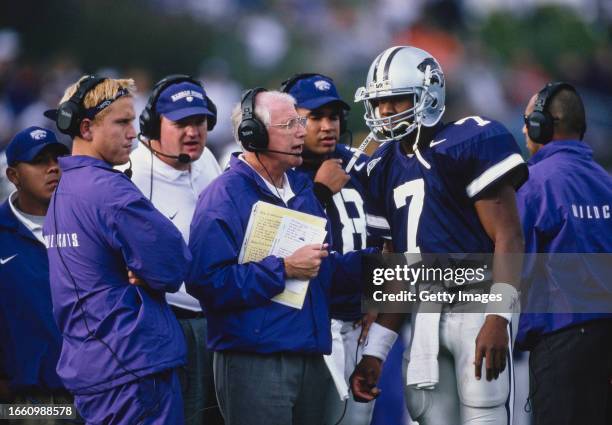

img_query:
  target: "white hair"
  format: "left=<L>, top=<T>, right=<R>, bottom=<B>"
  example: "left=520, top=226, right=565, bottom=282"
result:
left=231, top=90, right=296, bottom=145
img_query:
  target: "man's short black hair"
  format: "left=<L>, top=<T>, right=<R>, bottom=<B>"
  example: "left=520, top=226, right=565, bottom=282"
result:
left=548, top=88, right=586, bottom=138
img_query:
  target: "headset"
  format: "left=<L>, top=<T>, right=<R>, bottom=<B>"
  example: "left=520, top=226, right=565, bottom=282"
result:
left=139, top=74, right=217, bottom=140
left=238, top=87, right=269, bottom=152
left=525, top=81, right=583, bottom=144
left=54, top=76, right=106, bottom=137
left=280, top=72, right=348, bottom=135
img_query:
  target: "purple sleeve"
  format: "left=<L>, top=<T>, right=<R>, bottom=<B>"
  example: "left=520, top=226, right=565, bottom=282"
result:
left=186, top=211, right=286, bottom=312
left=111, top=197, right=192, bottom=292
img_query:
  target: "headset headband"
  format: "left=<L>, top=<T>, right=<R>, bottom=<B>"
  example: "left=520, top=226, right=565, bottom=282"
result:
left=139, top=74, right=217, bottom=139
left=241, top=87, right=266, bottom=122
left=51, top=75, right=107, bottom=136
left=279, top=73, right=321, bottom=94
left=238, top=87, right=268, bottom=152
left=527, top=81, right=584, bottom=144
left=72, top=76, right=106, bottom=106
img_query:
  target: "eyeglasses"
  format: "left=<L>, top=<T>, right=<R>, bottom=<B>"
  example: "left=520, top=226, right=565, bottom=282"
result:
left=270, top=116, right=307, bottom=130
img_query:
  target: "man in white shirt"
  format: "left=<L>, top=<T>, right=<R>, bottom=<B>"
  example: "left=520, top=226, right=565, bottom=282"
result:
left=130, top=75, right=223, bottom=425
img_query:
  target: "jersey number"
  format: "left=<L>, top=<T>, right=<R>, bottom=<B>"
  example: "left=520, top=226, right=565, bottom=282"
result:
left=332, top=188, right=366, bottom=252
left=454, top=116, right=491, bottom=127
left=393, top=179, right=424, bottom=253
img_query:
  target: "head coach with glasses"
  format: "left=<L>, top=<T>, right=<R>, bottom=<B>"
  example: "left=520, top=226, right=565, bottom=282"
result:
left=186, top=89, right=370, bottom=425
left=43, top=75, right=191, bottom=424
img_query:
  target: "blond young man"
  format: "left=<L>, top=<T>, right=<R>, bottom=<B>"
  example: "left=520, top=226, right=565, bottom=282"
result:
left=43, top=76, right=191, bottom=424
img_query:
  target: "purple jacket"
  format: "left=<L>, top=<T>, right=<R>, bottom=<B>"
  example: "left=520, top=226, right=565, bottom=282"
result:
left=186, top=154, right=369, bottom=353
left=516, top=141, right=612, bottom=349
left=43, top=155, right=190, bottom=395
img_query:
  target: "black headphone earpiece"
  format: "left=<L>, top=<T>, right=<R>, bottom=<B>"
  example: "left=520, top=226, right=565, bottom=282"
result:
left=280, top=72, right=348, bottom=135
left=55, top=76, right=106, bottom=137
left=238, top=87, right=269, bottom=152
left=139, top=74, right=217, bottom=140
left=526, top=81, right=579, bottom=145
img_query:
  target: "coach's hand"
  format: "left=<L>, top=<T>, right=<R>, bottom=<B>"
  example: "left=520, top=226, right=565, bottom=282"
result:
left=284, top=243, right=329, bottom=280
left=350, top=355, right=382, bottom=402
left=474, top=315, right=509, bottom=381
left=314, top=159, right=350, bottom=194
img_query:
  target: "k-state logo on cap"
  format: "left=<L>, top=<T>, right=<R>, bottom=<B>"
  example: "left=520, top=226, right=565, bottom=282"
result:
left=314, top=80, right=331, bottom=91
left=30, top=129, right=47, bottom=140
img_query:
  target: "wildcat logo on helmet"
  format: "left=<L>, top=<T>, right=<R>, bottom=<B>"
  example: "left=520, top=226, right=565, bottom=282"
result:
left=30, top=129, right=48, bottom=140
left=171, top=90, right=204, bottom=103
left=314, top=80, right=331, bottom=91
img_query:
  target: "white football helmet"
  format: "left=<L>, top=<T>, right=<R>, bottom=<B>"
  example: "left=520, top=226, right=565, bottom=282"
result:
left=355, top=46, right=446, bottom=142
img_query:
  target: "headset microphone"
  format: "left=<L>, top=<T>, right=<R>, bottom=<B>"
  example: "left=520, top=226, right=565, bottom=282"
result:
left=137, top=134, right=191, bottom=164
left=264, top=149, right=302, bottom=157
left=148, top=147, right=191, bottom=164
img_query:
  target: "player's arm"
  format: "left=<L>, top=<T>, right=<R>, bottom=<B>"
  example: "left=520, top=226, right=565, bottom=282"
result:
left=350, top=312, right=404, bottom=402
left=473, top=182, right=524, bottom=381
left=313, top=158, right=350, bottom=207
left=351, top=236, right=405, bottom=400
left=112, top=196, right=192, bottom=293
left=186, top=200, right=328, bottom=311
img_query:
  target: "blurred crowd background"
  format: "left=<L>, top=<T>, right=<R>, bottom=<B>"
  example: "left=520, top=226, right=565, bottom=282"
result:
left=1, top=0, right=611, bottom=202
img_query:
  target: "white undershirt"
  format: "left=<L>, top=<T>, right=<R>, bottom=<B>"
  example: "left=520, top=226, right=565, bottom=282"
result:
left=128, top=143, right=222, bottom=311
left=238, top=154, right=295, bottom=204
left=8, top=191, right=45, bottom=244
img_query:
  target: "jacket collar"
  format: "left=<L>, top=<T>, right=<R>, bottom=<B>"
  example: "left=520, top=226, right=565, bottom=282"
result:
left=228, top=153, right=311, bottom=200
left=0, top=198, right=38, bottom=241
left=59, top=155, right=114, bottom=172
left=529, top=140, right=592, bottom=166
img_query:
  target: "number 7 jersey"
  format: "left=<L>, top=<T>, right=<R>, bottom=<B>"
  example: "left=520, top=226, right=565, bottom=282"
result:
left=364, top=116, right=528, bottom=254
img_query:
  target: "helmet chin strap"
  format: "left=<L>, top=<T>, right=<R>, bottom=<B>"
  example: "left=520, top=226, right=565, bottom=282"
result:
left=412, top=121, right=431, bottom=170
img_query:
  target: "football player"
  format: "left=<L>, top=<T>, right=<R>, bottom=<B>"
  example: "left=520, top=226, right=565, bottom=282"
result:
left=281, top=73, right=376, bottom=425
left=350, top=46, right=527, bottom=424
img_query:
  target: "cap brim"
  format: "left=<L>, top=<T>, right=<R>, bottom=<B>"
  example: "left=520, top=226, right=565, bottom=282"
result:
left=43, top=109, right=58, bottom=120
left=15, top=142, right=70, bottom=165
left=162, top=107, right=215, bottom=122
left=297, top=97, right=350, bottom=111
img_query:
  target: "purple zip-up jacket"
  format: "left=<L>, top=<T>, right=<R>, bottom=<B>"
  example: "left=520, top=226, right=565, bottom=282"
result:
left=516, top=141, right=612, bottom=349
left=43, top=155, right=190, bottom=395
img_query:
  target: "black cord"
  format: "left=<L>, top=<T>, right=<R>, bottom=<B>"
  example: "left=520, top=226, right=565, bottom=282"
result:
left=333, top=397, right=349, bottom=425
left=255, top=152, right=287, bottom=207
left=144, top=147, right=222, bottom=421
left=344, top=129, right=354, bottom=149
left=148, top=141, right=154, bottom=201
left=332, top=322, right=364, bottom=425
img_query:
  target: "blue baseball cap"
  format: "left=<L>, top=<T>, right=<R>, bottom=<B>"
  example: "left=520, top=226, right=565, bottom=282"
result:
left=6, top=126, right=69, bottom=166
left=286, top=74, right=350, bottom=111
left=156, top=81, right=215, bottom=122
